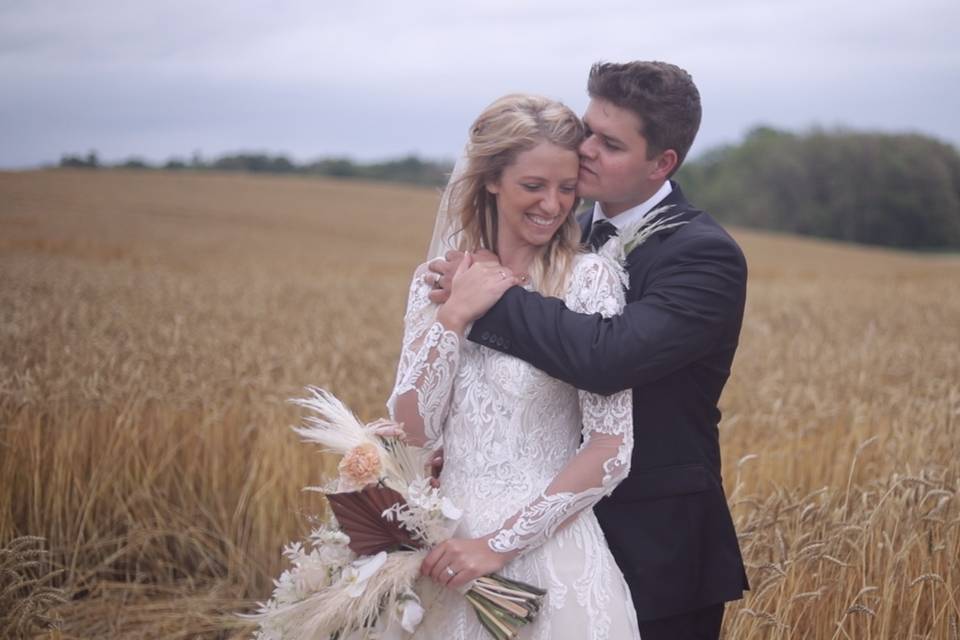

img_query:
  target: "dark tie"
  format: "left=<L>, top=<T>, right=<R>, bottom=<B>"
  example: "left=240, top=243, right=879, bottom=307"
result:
left=587, top=219, right=618, bottom=250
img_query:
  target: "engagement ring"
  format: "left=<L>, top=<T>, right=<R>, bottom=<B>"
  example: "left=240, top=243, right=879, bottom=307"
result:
left=445, top=566, right=456, bottom=577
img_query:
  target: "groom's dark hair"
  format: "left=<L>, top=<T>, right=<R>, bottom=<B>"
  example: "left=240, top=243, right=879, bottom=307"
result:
left=588, top=61, right=701, bottom=173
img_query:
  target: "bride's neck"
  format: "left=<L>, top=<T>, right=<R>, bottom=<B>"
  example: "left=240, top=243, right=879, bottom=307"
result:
left=494, top=236, right=541, bottom=278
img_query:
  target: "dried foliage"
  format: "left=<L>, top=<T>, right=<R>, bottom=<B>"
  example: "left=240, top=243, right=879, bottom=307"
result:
left=1, top=169, right=958, bottom=638
left=0, top=536, right=66, bottom=636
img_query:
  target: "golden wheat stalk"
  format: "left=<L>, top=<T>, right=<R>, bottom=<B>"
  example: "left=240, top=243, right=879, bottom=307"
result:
left=0, top=536, right=67, bottom=636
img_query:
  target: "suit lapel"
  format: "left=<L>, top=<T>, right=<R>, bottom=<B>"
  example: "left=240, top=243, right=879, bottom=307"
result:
left=623, top=181, right=699, bottom=267
left=643, top=181, right=696, bottom=231
left=577, top=182, right=700, bottom=270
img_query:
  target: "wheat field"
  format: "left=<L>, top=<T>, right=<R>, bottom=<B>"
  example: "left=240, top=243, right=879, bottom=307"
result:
left=1, top=169, right=958, bottom=639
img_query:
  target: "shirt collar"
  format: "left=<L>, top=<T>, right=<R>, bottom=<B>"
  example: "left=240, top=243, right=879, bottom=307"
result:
left=591, top=181, right=673, bottom=231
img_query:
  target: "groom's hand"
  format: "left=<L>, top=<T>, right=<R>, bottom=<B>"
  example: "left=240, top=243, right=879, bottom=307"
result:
left=436, top=254, right=519, bottom=334
left=426, top=249, right=500, bottom=304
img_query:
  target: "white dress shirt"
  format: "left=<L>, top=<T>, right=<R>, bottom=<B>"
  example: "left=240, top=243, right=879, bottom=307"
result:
left=590, top=181, right=673, bottom=231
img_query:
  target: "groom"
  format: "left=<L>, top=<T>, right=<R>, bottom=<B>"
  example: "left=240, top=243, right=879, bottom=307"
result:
left=429, top=61, right=748, bottom=638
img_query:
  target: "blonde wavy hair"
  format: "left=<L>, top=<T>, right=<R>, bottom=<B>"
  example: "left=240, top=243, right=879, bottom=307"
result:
left=449, top=94, right=586, bottom=298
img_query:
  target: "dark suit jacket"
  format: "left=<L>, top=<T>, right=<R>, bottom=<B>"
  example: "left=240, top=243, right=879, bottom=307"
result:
left=468, top=182, right=749, bottom=621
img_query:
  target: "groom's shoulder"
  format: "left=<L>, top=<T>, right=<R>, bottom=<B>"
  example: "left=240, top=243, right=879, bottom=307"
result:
left=663, top=213, right=747, bottom=283
left=673, top=209, right=744, bottom=252
left=669, top=186, right=742, bottom=248
left=685, top=209, right=739, bottom=245
left=654, top=189, right=746, bottom=274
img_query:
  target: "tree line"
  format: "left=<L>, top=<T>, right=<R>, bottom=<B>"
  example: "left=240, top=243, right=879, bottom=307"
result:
left=59, top=127, right=960, bottom=250
left=59, top=151, right=454, bottom=188
left=676, top=127, right=960, bottom=250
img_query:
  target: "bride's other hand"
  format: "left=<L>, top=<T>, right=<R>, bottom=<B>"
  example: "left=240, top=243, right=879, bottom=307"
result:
left=427, top=448, right=443, bottom=488
left=426, top=249, right=501, bottom=303
left=425, top=250, right=463, bottom=304
left=420, top=536, right=518, bottom=590
left=436, top=253, right=518, bottom=335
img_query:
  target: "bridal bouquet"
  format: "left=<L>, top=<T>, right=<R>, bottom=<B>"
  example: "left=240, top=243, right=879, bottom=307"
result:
left=248, top=387, right=546, bottom=640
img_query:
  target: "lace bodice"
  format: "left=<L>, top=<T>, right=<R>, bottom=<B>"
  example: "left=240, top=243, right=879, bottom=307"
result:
left=386, top=253, right=633, bottom=556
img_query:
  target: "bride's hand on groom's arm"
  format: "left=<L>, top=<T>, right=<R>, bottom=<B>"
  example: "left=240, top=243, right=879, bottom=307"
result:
left=426, top=250, right=462, bottom=304
left=435, top=252, right=519, bottom=335
left=420, top=536, right=518, bottom=591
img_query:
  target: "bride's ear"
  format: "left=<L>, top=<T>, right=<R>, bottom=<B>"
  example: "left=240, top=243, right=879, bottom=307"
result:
left=485, top=179, right=500, bottom=195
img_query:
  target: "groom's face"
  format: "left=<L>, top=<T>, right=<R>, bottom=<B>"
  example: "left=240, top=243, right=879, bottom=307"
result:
left=578, top=98, right=663, bottom=216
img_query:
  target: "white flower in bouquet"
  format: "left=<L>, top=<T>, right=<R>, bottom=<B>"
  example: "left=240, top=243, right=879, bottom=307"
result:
left=271, top=569, right=300, bottom=606
left=271, top=541, right=345, bottom=603
left=309, top=527, right=353, bottom=568
left=441, top=497, right=463, bottom=520
left=342, top=551, right=388, bottom=598
left=382, top=477, right=462, bottom=545
left=397, top=592, right=425, bottom=632
left=294, top=549, right=334, bottom=594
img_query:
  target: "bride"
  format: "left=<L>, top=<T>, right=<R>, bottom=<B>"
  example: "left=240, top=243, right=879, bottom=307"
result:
left=387, top=94, right=640, bottom=639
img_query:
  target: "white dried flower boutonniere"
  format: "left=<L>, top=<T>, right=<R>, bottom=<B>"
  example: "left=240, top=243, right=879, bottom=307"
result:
left=596, top=204, right=688, bottom=265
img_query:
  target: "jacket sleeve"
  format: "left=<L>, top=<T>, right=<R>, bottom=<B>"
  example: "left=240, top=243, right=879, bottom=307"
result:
left=486, top=255, right=633, bottom=555
left=468, top=231, right=747, bottom=395
left=386, top=263, right=461, bottom=450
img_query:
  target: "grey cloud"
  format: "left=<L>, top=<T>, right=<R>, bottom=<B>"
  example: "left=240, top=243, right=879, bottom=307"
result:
left=1, top=0, right=957, bottom=168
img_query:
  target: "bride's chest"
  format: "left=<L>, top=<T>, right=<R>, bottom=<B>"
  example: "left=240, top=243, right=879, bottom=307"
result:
left=452, top=343, right=580, bottom=426
left=444, top=344, right=580, bottom=478
left=465, top=340, right=565, bottom=389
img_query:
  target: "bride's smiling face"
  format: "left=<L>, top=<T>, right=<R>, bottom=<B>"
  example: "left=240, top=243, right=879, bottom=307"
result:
left=486, top=141, right=580, bottom=250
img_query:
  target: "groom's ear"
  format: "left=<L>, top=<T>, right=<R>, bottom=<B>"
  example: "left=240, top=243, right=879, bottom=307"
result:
left=650, top=149, right=679, bottom=182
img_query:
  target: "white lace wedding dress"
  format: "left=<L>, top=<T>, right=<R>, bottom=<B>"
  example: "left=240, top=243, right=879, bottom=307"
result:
left=386, top=252, right=640, bottom=640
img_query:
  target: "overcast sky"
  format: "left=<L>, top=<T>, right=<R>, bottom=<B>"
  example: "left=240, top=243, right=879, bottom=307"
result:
left=1, top=0, right=958, bottom=168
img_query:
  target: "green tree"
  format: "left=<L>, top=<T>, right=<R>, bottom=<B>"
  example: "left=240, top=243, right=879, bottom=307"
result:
left=678, top=128, right=960, bottom=250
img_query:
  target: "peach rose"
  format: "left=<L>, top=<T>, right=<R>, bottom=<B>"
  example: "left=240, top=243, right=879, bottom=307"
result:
left=338, top=442, right=382, bottom=488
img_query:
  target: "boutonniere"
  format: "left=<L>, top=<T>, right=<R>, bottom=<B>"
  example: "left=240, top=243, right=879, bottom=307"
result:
left=596, top=204, right=688, bottom=266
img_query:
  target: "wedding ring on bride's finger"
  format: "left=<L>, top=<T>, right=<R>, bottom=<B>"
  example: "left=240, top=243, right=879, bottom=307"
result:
left=498, top=270, right=506, bottom=280
left=445, top=566, right=456, bottom=577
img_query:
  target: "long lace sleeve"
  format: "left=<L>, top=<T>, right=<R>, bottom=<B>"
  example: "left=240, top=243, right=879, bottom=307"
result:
left=488, top=254, right=633, bottom=555
left=386, top=263, right=461, bottom=450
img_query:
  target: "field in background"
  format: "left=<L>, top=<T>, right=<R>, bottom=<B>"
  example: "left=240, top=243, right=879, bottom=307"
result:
left=1, top=169, right=958, bottom=638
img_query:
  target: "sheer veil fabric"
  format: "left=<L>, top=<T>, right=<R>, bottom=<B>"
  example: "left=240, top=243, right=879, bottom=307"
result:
left=427, top=149, right=468, bottom=262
